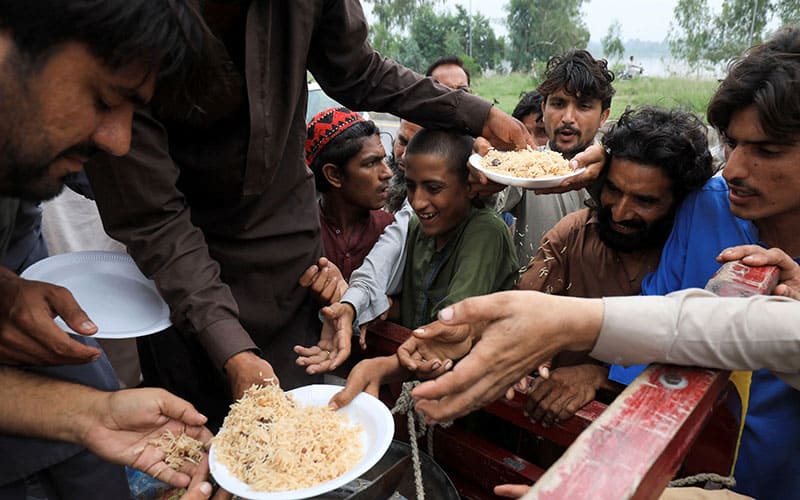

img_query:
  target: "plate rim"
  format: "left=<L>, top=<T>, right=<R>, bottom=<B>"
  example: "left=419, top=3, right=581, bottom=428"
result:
left=468, top=152, right=585, bottom=188
left=209, top=384, right=394, bottom=500
left=20, top=250, right=171, bottom=339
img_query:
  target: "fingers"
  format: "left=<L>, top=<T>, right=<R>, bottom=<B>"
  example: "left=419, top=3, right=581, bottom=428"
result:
left=49, top=286, right=98, bottom=336
left=775, top=283, right=800, bottom=301
left=179, top=455, right=214, bottom=500
left=718, top=245, right=790, bottom=267
left=436, top=292, right=512, bottom=327
left=297, top=264, right=320, bottom=288
left=328, top=383, right=360, bottom=410
left=472, top=137, right=492, bottom=156
left=0, top=324, right=100, bottom=365
left=358, top=326, right=367, bottom=350
left=154, top=389, right=209, bottom=427
left=493, top=483, right=532, bottom=498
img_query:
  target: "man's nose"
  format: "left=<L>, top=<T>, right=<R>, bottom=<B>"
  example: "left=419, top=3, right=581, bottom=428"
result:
left=721, top=147, right=747, bottom=183
left=91, top=104, right=134, bottom=157
left=379, top=159, right=393, bottom=180
left=613, top=196, right=636, bottom=221
left=561, top=104, right=577, bottom=123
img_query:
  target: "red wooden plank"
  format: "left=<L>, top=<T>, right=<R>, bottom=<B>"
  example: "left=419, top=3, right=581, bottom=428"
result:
left=525, top=365, right=730, bottom=500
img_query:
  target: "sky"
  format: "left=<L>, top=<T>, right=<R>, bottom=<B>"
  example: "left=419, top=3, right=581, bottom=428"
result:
left=434, top=0, right=726, bottom=42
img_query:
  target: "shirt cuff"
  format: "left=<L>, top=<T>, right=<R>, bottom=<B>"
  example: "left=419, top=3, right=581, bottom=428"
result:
left=459, top=94, right=493, bottom=137
left=342, top=287, right=390, bottom=326
left=196, top=318, right=259, bottom=372
left=590, top=296, right=672, bottom=366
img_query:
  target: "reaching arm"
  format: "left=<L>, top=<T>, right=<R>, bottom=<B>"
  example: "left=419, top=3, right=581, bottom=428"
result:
left=0, top=366, right=214, bottom=488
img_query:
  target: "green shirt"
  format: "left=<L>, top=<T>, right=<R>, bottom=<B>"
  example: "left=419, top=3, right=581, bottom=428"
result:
left=399, top=207, right=519, bottom=329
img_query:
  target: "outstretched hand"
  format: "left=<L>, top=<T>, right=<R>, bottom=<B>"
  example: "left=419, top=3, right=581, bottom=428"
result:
left=81, top=387, right=214, bottom=489
left=298, top=257, right=348, bottom=305
left=294, top=302, right=355, bottom=374
left=0, top=268, right=102, bottom=365
left=411, top=291, right=603, bottom=422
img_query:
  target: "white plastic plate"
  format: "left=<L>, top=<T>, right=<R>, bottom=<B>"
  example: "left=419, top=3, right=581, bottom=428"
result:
left=20, top=251, right=171, bottom=339
left=469, top=153, right=586, bottom=189
left=210, top=384, right=394, bottom=500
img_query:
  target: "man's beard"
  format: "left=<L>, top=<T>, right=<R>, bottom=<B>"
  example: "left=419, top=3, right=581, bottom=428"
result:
left=596, top=204, right=674, bottom=252
left=385, top=159, right=407, bottom=213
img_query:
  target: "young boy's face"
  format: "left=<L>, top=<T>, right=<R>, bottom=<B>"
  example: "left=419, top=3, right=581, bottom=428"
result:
left=405, top=152, right=473, bottom=248
left=337, top=134, right=393, bottom=210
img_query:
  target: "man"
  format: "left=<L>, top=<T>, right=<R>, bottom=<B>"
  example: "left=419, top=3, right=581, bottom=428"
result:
left=516, top=106, right=713, bottom=424
left=511, top=91, right=548, bottom=147
left=501, top=49, right=615, bottom=265
left=0, top=1, right=206, bottom=498
left=306, top=108, right=394, bottom=280
left=426, top=55, right=471, bottom=92
left=86, top=0, right=530, bottom=431
left=386, top=119, right=422, bottom=213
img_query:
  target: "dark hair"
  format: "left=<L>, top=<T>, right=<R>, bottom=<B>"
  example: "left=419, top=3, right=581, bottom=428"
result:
left=707, top=25, right=800, bottom=143
left=512, top=91, right=544, bottom=121
left=602, top=106, right=713, bottom=201
left=537, top=49, right=616, bottom=110
left=0, top=0, right=206, bottom=81
left=425, top=55, right=471, bottom=86
left=309, top=120, right=380, bottom=193
left=405, top=129, right=474, bottom=184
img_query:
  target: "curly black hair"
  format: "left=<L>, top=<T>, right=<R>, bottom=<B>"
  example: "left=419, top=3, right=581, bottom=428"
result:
left=537, top=49, right=615, bottom=110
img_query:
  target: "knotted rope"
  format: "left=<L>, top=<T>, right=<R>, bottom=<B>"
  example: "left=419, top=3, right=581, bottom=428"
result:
left=390, top=381, right=452, bottom=500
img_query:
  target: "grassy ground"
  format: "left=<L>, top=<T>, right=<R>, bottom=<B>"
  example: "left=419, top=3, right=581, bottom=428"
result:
left=471, top=73, right=722, bottom=121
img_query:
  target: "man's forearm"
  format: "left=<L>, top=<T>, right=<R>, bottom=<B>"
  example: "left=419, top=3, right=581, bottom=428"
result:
left=0, top=366, right=102, bottom=444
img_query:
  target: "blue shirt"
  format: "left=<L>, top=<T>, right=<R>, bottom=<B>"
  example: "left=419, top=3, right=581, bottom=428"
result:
left=611, top=176, right=800, bottom=499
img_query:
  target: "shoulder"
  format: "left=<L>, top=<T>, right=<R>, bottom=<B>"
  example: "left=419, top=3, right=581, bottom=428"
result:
left=464, top=208, right=512, bottom=234
left=547, top=209, right=592, bottom=237
left=370, top=209, right=395, bottom=228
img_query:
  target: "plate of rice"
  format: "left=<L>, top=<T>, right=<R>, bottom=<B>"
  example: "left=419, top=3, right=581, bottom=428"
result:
left=469, top=148, right=585, bottom=189
left=209, top=384, right=393, bottom=500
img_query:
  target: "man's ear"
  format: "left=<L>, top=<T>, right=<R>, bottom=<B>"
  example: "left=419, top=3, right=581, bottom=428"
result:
left=599, top=107, right=611, bottom=126
left=322, top=163, right=344, bottom=189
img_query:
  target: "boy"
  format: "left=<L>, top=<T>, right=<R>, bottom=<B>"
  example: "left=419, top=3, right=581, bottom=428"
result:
left=326, top=129, right=518, bottom=405
left=305, top=107, right=395, bottom=281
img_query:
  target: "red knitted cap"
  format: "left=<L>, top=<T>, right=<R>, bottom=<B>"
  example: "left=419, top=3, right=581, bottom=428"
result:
left=305, top=107, right=365, bottom=166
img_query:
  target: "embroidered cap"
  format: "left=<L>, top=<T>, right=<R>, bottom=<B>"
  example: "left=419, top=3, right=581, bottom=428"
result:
left=305, top=107, right=365, bottom=166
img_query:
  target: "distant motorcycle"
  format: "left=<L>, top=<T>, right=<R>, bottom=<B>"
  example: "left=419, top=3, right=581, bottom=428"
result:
left=620, top=63, right=644, bottom=80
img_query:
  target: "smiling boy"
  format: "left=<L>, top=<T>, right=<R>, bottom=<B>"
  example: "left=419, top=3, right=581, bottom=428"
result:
left=400, top=129, right=518, bottom=329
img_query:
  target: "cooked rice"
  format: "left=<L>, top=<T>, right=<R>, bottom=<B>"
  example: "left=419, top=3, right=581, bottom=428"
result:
left=480, top=147, right=572, bottom=178
left=149, top=430, right=205, bottom=470
left=213, top=384, right=364, bottom=492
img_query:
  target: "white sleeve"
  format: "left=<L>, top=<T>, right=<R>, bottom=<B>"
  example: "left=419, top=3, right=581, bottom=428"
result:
left=341, top=199, right=411, bottom=325
left=591, top=288, right=800, bottom=389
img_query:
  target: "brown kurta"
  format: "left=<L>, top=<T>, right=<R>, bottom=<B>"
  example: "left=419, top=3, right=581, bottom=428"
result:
left=517, top=208, right=662, bottom=298
left=86, top=0, right=492, bottom=413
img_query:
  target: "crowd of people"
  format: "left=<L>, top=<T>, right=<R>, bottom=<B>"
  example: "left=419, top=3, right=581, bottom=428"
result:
left=0, top=1, right=799, bottom=499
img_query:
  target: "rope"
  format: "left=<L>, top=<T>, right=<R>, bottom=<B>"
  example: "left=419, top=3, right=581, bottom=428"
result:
left=390, top=381, right=452, bottom=500
left=668, top=473, right=736, bottom=488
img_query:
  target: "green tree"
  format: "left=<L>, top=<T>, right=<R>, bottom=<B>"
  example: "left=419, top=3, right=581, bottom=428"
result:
left=668, top=0, right=775, bottom=71
left=505, top=0, right=590, bottom=71
left=601, top=20, right=625, bottom=61
left=774, top=0, right=800, bottom=26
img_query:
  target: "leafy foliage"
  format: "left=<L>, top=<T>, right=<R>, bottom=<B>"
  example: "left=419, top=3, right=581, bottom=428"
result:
left=668, top=0, right=782, bottom=71
left=602, top=20, right=626, bottom=62
left=364, top=0, right=504, bottom=74
left=505, top=0, right=590, bottom=71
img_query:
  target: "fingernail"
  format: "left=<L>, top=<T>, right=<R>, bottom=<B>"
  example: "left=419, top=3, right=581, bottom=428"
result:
left=438, top=307, right=454, bottom=321
left=81, top=320, right=96, bottom=331
left=444, top=360, right=453, bottom=370
left=199, top=482, right=212, bottom=495
left=413, top=328, right=425, bottom=335
left=431, top=361, right=441, bottom=370
left=328, top=402, right=338, bottom=410
left=569, top=159, right=578, bottom=169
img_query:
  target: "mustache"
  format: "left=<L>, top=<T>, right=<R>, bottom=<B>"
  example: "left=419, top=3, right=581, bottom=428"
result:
left=612, top=217, right=647, bottom=230
left=555, top=125, right=580, bottom=136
